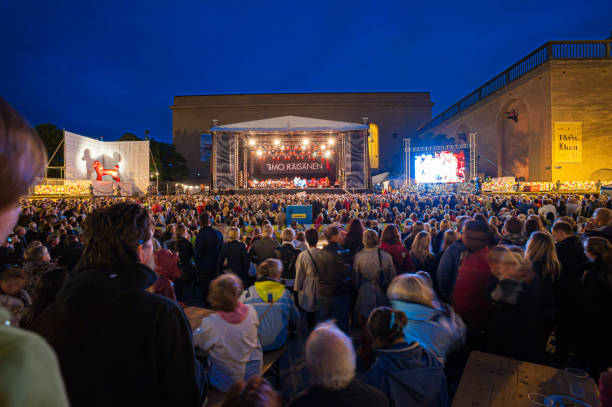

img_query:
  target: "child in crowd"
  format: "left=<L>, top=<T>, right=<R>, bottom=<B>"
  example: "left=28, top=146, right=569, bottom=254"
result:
left=240, top=259, right=298, bottom=351
left=365, top=306, right=448, bottom=407
left=194, top=273, right=262, bottom=392
left=0, top=267, right=32, bottom=326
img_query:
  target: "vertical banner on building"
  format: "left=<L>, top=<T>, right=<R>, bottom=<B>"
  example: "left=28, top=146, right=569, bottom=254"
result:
left=554, top=122, right=582, bottom=162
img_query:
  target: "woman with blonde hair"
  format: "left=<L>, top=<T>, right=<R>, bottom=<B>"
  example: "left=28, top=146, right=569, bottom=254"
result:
left=194, top=273, right=262, bottom=392
left=410, top=231, right=439, bottom=292
left=387, top=274, right=465, bottom=362
left=525, top=231, right=561, bottom=357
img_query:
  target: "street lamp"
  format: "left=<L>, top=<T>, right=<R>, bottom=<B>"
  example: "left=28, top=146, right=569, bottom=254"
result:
left=155, top=172, right=159, bottom=195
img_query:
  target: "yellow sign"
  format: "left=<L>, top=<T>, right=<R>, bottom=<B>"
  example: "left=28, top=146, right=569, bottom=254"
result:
left=368, top=123, right=379, bottom=169
left=554, top=122, right=582, bottom=162
left=292, top=213, right=306, bottom=219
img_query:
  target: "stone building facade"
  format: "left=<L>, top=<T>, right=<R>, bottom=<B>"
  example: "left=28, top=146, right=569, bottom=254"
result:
left=418, top=41, right=612, bottom=182
left=171, top=92, right=432, bottom=181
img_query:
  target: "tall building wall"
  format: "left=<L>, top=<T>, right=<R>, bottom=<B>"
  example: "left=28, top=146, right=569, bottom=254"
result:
left=418, top=64, right=552, bottom=180
left=419, top=58, right=612, bottom=182
left=550, top=60, right=612, bottom=181
left=171, top=93, right=432, bottom=181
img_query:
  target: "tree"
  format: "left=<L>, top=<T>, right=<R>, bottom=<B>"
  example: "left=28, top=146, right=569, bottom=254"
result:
left=34, top=123, right=64, bottom=178
left=119, top=133, right=189, bottom=181
left=35, top=123, right=64, bottom=166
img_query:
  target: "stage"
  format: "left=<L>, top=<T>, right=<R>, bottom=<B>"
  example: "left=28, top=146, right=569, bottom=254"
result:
left=212, top=187, right=371, bottom=195
left=210, top=116, right=371, bottom=192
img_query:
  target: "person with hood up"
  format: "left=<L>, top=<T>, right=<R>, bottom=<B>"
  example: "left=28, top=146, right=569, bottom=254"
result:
left=194, top=273, right=262, bottom=392
left=240, top=259, right=298, bottom=351
left=30, top=203, right=207, bottom=407
left=365, top=307, right=449, bottom=407
left=387, top=273, right=465, bottom=364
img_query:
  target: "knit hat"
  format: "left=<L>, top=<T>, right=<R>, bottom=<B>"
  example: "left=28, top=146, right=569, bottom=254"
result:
left=153, top=249, right=182, bottom=280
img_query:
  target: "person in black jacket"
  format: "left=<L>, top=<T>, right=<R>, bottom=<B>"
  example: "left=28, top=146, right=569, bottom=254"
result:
left=274, top=228, right=300, bottom=290
left=316, top=225, right=352, bottom=333
left=483, top=246, right=543, bottom=362
left=30, top=203, right=207, bottom=407
left=552, top=221, right=588, bottom=360
left=578, top=237, right=612, bottom=379
left=194, top=212, right=223, bottom=305
left=56, top=234, right=84, bottom=272
left=217, top=226, right=250, bottom=285
left=168, top=223, right=197, bottom=302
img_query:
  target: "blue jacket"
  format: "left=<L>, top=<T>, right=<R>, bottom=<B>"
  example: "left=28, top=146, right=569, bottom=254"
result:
left=366, top=342, right=449, bottom=407
left=391, top=300, right=465, bottom=363
left=436, top=240, right=466, bottom=302
left=240, top=280, right=298, bottom=351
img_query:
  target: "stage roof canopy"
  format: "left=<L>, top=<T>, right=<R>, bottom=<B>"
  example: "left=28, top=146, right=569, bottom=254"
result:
left=210, top=115, right=369, bottom=132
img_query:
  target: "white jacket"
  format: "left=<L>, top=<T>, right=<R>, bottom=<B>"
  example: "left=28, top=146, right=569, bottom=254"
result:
left=193, top=304, right=263, bottom=392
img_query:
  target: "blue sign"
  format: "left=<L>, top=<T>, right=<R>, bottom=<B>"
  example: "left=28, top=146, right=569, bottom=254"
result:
left=286, top=205, right=312, bottom=225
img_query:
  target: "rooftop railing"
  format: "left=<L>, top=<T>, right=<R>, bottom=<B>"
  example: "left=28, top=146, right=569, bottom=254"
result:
left=418, top=40, right=612, bottom=134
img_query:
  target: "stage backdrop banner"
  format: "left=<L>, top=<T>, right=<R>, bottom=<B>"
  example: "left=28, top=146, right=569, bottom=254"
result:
left=345, top=130, right=366, bottom=188
left=286, top=205, right=312, bottom=225
left=554, top=122, right=582, bottom=162
left=64, top=131, right=149, bottom=195
left=260, top=158, right=329, bottom=176
left=213, top=132, right=236, bottom=189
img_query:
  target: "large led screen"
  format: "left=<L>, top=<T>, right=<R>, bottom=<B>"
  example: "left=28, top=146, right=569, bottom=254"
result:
left=414, top=151, right=465, bottom=183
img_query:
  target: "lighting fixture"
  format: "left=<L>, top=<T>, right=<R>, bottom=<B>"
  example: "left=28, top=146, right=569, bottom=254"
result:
left=248, top=139, right=256, bottom=146
left=324, top=151, right=331, bottom=158
left=328, top=137, right=335, bottom=145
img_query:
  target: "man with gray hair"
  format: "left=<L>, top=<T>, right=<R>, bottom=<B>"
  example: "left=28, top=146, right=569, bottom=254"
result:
left=288, top=322, right=388, bottom=407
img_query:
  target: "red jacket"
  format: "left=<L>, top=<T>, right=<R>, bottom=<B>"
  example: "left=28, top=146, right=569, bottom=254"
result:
left=451, top=246, right=492, bottom=327
left=380, top=241, right=415, bottom=274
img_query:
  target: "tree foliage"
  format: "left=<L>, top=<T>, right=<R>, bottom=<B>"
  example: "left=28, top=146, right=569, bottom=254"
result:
left=35, top=123, right=64, bottom=167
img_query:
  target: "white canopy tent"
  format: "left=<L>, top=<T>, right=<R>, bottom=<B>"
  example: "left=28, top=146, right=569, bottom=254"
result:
left=210, top=115, right=368, bottom=132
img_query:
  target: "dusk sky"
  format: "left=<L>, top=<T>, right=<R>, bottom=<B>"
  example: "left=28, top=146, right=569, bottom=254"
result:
left=2, top=1, right=610, bottom=144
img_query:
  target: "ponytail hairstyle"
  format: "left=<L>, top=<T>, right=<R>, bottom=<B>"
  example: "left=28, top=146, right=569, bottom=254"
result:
left=367, top=306, right=408, bottom=348
left=585, top=237, right=612, bottom=266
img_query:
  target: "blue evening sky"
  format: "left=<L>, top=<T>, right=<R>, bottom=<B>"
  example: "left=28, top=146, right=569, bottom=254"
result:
left=1, top=1, right=610, bottom=143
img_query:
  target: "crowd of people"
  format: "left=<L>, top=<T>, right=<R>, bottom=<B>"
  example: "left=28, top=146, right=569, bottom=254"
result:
left=1, top=96, right=612, bottom=406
